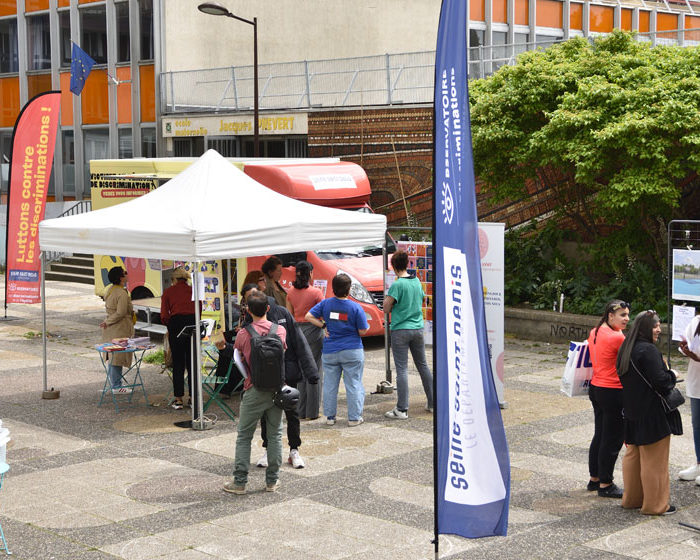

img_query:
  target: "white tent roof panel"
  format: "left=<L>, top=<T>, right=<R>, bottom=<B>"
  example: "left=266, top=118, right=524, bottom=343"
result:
left=39, top=150, right=387, bottom=260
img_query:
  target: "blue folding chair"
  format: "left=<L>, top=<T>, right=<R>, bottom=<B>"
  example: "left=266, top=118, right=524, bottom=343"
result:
left=0, top=462, right=11, bottom=555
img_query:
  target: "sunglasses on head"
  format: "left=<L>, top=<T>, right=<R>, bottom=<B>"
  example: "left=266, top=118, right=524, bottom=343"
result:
left=610, top=302, right=630, bottom=311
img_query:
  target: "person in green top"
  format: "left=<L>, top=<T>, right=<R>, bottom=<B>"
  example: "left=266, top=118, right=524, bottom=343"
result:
left=383, top=250, right=434, bottom=419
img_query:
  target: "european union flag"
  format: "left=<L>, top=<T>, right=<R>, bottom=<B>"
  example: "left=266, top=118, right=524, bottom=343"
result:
left=70, top=42, right=95, bottom=95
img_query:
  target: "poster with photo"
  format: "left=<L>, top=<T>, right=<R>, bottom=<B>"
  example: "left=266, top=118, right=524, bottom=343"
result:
left=673, top=249, right=700, bottom=302
left=179, top=260, right=225, bottom=332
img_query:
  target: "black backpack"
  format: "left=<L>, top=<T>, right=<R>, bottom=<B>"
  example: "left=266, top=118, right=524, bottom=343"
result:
left=244, top=323, right=285, bottom=391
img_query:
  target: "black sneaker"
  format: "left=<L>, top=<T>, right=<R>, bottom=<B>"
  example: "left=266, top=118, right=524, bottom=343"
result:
left=587, top=480, right=600, bottom=491
left=598, top=483, right=623, bottom=498
left=662, top=505, right=677, bottom=515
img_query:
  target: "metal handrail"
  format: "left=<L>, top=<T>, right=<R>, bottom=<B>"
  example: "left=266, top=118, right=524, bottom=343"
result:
left=161, top=28, right=699, bottom=115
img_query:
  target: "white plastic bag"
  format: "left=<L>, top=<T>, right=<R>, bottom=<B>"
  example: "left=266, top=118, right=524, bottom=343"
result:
left=560, top=340, right=593, bottom=397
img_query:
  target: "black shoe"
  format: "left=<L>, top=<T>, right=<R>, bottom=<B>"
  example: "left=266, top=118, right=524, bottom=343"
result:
left=598, top=483, right=623, bottom=498
left=587, top=480, right=600, bottom=491
left=662, top=505, right=677, bottom=515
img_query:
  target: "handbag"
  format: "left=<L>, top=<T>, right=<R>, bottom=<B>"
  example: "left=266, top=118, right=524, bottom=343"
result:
left=630, top=360, right=685, bottom=413
left=560, top=340, right=593, bottom=397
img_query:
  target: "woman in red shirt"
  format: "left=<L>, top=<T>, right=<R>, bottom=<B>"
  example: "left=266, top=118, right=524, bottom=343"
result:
left=586, top=300, right=630, bottom=497
left=286, top=260, right=324, bottom=419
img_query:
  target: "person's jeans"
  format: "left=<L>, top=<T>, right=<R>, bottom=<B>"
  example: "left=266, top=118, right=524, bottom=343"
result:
left=391, top=328, right=434, bottom=411
left=588, top=385, right=624, bottom=484
left=234, top=387, right=283, bottom=486
left=108, top=364, right=123, bottom=388
left=691, top=397, right=700, bottom=463
left=322, top=348, right=365, bottom=421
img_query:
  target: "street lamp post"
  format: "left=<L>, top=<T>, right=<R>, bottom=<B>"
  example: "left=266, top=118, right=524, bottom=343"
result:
left=198, top=2, right=259, bottom=157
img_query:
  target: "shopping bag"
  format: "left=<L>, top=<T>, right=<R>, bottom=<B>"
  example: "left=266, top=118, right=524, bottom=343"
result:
left=560, top=340, right=593, bottom=397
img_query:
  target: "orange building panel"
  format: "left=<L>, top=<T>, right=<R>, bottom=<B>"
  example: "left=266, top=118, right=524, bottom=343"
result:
left=139, top=64, right=155, bottom=123
left=59, top=72, right=73, bottom=126
left=78, top=0, right=103, bottom=3
left=536, top=0, right=563, bottom=28
left=620, top=9, right=632, bottom=31
left=117, top=66, right=132, bottom=124
left=0, top=77, right=20, bottom=127
left=590, top=5, right=614, bottom=33
left=493, top=0, right=507, bottom=23
left=470, top=0, right=485, bottom=22
left=570, top=3, right=583, bottom=31
left=25, top=0, right=49, bottom=11
left=657, top=12, right=679, bottom=31
left=515, top=0, right=529, bottom=26
left=27, top=72, right=52, bottom=99
left=687, top=16, right=700, bottom=42
left=639, top=11, right=650, bottom=33
left=0, top=0, right=15, bottom=17
left=58, top=0, right=70, bottom=6
left=81, top=68, right=109, bottom=124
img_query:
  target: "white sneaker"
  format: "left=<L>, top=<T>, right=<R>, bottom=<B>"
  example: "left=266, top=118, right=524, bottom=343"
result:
left=256, top=450, right=268, bottom=468
left=696, top=475, right=700, bottom=486
left=678, top=464, right=700, bottom=481
left=288, top=449, right=305, bottom=469
left=326, top=417, right=336, bottom=426
left=348, top=417, right=364, bottom=427
left=385, top=407, right=408, bottom=419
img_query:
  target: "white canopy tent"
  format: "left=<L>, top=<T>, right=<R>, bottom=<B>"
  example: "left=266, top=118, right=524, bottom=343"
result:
left=39, top=149, right=387, bottom=426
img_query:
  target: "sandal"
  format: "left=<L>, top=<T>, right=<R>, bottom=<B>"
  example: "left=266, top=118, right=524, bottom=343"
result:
left=171, top=400, right=184, bottom=410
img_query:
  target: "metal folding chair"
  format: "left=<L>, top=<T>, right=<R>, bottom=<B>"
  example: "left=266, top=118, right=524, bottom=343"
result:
left=201, top=344, right=242, bottom=422
left=0, top=462, right=11, bottom=555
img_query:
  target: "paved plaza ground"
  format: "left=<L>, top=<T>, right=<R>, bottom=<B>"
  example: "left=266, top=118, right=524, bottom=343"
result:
left=0, top=280, right=699, bottom=559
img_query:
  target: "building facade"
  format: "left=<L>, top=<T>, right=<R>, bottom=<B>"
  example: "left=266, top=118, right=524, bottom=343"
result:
left=0, top=0, right=698, bottom=223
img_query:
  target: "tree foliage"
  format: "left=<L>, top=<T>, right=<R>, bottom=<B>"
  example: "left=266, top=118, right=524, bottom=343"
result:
left=470, top=31, right=700, bottom=266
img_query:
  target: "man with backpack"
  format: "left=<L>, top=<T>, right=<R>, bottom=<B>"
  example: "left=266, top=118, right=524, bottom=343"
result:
left=222, top=291, right=287, bottom=495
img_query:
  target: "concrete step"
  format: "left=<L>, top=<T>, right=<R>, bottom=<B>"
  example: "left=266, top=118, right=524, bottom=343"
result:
left=45, top=271, right=94, bottom=285
left=48, top=263, right=94, bottom=276
left=59, top=255, right=94, bottom=267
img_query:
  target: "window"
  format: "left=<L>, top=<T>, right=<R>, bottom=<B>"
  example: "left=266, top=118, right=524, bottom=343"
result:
left=62, top=130, right=75, bottom=195
left=27, top=13, right=51, bottom=70
left=492, top=31, right=508, bottom=70
left=0, top=18, right=18, bottom=73
left=83, top=128, right=109, bottom=188
left=116, top=2, right=130, bottom=63
left=139, top=0, right=154, bottom=61
left=80, top=5, right=107, bottom=64
left=141, top=126, right=156, bottom=157
left=514, top=32, right=530, bottom=55
left=241, top=138, right=299, bottom=158
left=59, top=11, right=70, bottom=68
left=1, top=130, right=11, bottom=193
left=208, top=137, right=238, bottom=157
left=118, top=128, right=133, bottom=158
left=173, top=137, right=203, bottom=157
left=287, top=138, right=307, bottom=158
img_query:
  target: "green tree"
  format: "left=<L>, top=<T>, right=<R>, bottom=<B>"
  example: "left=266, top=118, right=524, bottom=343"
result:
left=470, top=31, right=700, bottom=267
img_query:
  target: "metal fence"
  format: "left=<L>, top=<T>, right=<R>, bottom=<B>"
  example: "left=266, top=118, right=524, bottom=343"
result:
left=161, top=28, right=700, bottom=114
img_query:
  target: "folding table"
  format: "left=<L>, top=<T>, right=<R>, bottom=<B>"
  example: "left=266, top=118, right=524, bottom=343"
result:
left=95, top=343, right=154, bottom=412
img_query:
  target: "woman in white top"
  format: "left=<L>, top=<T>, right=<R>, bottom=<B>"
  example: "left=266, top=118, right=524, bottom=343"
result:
left=678, top=314, right=700, bottom=485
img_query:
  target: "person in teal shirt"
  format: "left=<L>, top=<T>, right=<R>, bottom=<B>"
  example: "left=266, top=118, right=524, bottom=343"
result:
left=384, top=250, right=433, bottom=419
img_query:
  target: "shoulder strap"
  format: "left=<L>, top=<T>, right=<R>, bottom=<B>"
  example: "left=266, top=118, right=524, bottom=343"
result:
left=630, top=359, right=665, bottom=400
left=245, top=324, right=259, bottom=339
left=269, top=322, right=278, bottom=336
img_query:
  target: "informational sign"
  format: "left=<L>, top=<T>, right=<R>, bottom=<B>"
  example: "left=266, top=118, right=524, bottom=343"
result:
left=672, top=249, right=700, bottom=302
left=161, top=113, right=308, bottom=138
left=180, top=261, right=225, bottom=332
left=6, top=92, right=61, bottom=305
left=391, top=229, right=504, bottom=404
left=673, top=305, right=696, bottom=341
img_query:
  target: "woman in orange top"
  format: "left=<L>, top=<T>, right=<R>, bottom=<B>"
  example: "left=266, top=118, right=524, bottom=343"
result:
left=586, top=300, right=630, bottom=498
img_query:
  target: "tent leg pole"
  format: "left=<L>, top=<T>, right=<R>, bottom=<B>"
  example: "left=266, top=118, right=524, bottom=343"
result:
left=227, top=259, right=233, bottom=330
left=191, top=262, right=210, bottom=430
left=41, top=252, right=59, bottom=400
